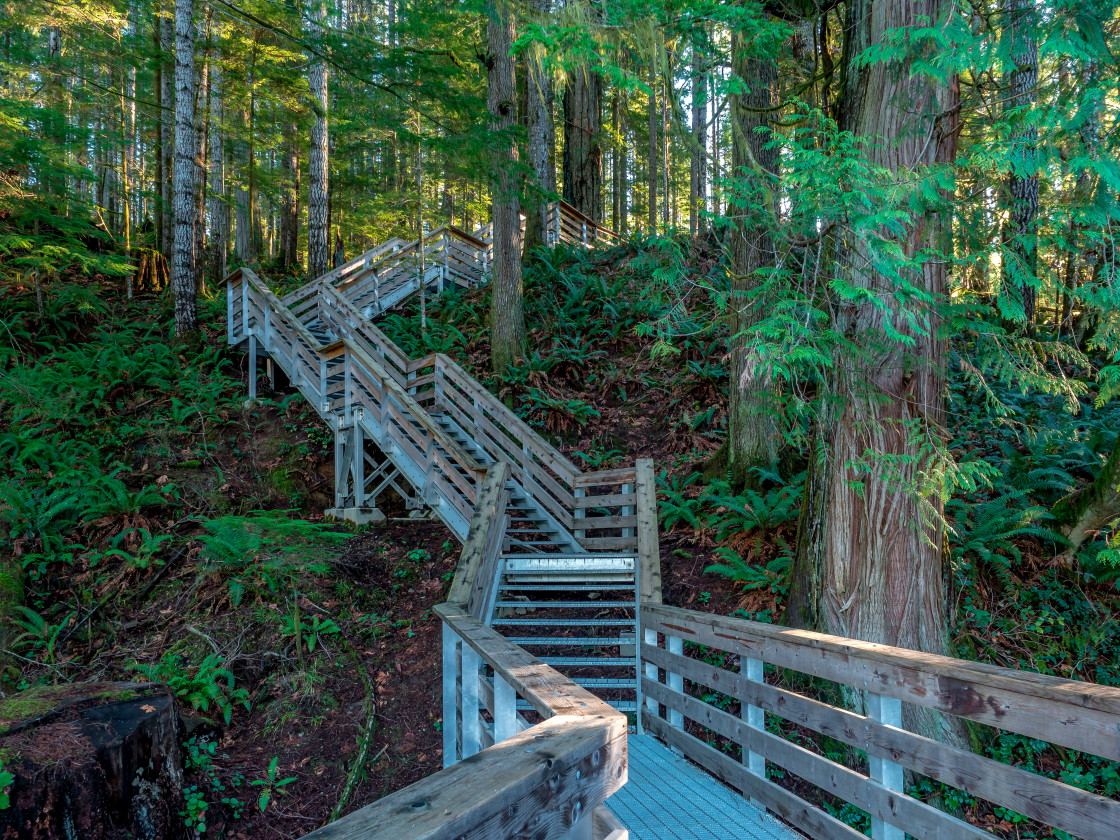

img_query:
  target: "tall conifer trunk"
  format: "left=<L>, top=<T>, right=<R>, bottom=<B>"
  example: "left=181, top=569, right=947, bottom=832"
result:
left=160, top=9, right=175, bottom=260
left=208, top=47, right=227, bottom=281
left=281, top=125, right=301, bottom=271
left=562, top=69, right=602, bottom=224
left=690, top=34, right=707, bottom=235
left=307, top=1, right=330, bottom=280
left=787, top=0, right=961, bottom=744
left=647, top=59, right=657, bottom=233
left=522, top=0, right=553, bottom=253
left=171, top=0, right=198, bottom=336
left=487, top=0, right=525, bottom=374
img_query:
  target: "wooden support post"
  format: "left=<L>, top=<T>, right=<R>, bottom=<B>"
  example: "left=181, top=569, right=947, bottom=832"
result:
left=334, top=426, right=347, bottom=508
left=642, top=628, right=658, bottom=734
left=493, top=671, right=516, bottom=744
left=574, top=487, right=586, bottom=543
left=667, top=634, right=683, bottom=731
left=568, top=810, right=593, bottom=840
left=581, top=219, right=588, bottom=247
left=741, top=655, right=766, bottom=804
left=554, top=205, right=562, bottom=244
left=868, top=693, right=904, bottom=840
left=226, top=280, right=235, bottom=343
left=248, top=334, right=257, bottom=400
left=241, top=279, right=248, bottom=334
left=263, top=306, right=271, bottom=353
left=353, top=422, right=365, bottom=507
left=441, top=237, right=449, bottom=292
left=461, top=643, right=481, bottom=759
left=319, top=357, right=327, bottom=403
left=635, top=458, right=663, bottom=603
left=441, top=622, right=459, bottom=768
left=344, top=354, right=352, bottom=417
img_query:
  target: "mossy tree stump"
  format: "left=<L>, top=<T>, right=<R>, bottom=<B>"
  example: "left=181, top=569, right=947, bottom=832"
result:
left=0, top=682, right=184, bottom=840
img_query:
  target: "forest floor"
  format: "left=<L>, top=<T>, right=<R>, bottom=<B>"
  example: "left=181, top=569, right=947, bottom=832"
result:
left=2, top=240, right=1118, bottom=837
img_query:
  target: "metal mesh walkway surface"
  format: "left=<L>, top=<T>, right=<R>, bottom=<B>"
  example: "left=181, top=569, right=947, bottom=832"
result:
left=608, top=734, right=803, bottom=840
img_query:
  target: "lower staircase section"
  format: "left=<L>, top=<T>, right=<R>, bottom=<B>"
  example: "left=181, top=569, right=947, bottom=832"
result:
left=492, top=554, right=641, bottom=715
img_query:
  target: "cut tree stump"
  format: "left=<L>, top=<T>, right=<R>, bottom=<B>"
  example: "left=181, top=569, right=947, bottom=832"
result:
left=0, top=682, right=185, bottom=840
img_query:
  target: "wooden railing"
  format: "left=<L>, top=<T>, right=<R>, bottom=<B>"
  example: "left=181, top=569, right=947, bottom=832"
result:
left=639, top=603, right=1120, bottom=840
left=300, top=491, right=629, bottom=840
left=548, top=200, right=618, bottom=248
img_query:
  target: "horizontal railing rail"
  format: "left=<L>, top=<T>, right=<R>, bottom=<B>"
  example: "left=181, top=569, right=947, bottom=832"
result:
left=639, top=602, right=1120, bottom=840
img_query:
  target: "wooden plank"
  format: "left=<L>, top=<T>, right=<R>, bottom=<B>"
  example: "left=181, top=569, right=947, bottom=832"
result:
left=448, top=464, right=511, bottom=607
left=643, top=639, right=1120, bottom=840
left=641, top=677, right=990, bottom=840
left=572, top=514, right=637, bottom=530
left=580, top=537, right=639, bottom=551
left=643, top=713, right=865, bottom=840
left=572, top=467, right=638, bottom=488
left=572, top=492, right=637, bottom=509
left=640, top=603, right=1120, bottom=760
left=301, top=713, right=625, bottom=840
left=634, top=458, right=662, bottom=604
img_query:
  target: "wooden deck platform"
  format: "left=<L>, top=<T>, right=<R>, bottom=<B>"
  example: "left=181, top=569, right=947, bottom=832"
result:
left=609, top=734, right=802, bottom=840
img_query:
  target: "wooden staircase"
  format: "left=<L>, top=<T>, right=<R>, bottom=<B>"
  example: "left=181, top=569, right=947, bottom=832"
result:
left=227, top=202, right=655, bottom=719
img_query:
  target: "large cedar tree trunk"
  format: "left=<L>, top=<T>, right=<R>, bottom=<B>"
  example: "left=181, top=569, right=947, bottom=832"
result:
left=522, top=0, right=553, bottom=254
left=307, top=3, right=330, bottom=281
left=562, top=69, right=602, bottom=225
left=159, top=10, right=175, bottom=260
left=170, top=0, right=198, bottom=337
left=487, top=0, right=525, bottom=374
left=786, top=0, right=961, bottom=744
left=719, top=46, right=780, bottom=490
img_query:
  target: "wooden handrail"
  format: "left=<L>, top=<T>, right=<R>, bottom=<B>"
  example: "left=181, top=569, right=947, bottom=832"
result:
left=640, top=602, right=1120, bottom=840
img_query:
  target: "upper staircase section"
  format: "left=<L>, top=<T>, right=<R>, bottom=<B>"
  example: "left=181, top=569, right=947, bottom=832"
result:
left=225, top=201, right=633, bottom=559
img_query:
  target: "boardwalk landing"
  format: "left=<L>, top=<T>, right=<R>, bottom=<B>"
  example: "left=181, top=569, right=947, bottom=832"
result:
left=609, top=734, right=802, bottom=840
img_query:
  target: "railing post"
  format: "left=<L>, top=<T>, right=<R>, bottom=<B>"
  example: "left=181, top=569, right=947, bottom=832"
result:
left=353, top=420, right=365, bottom=507
left=581, top=219, right=588, bottom=247
left=620, top=481, right=634, bottom=539
left=334, top=421, right=347, bottom=508
left=493, top=671, right=516, bottom=744
left=554, top=205, right=562, bottom=244
left=344, top=354, right=352, bottom=417
left=667, top=634, right=684, bottom=731
left=642, top=628, right=658, bottom=731
left=226, top=280, right=234, bottom=343
left=442, top=622, right=460, bottom=768
left=868, top=693, right=904, bottom=840
left=573, top=487, right=586, bottom=543
left=741, top=656, right=766, bottom=804
left=461, top=643, right=481, bottom=759
left=248, top=334, right=257, bottom=400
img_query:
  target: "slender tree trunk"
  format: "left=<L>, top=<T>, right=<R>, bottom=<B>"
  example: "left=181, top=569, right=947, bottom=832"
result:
left=280, top=123, right=300, bottom=271
left=717, top=47, right=780, bottom=490
left=786, top=0, right=962, bottom=746
left=611, top=83, right=621, bottom=231
left=647, top=59, right=657, bottom=233
left=690, top=34, right=707, bottom=235
left=193, top=44, right=209, bottom=292
left=208, top=46, right=228, bottom=280
left=171, top=0, right=198, bottom=337
left=487, top=0, right=525, bottom=374
left=562, top=68, right=603, bottom=225
left=307, top=2, right=330, bottom=280
left=234, top=106, right=253, bottom=263
left=153, top=10, right=165, bottom=252
left=522, top=0, right=553, bottom=253
left=1003, top=0, right=1039, bottom=326
left=160, top=9, right=175, bottom=260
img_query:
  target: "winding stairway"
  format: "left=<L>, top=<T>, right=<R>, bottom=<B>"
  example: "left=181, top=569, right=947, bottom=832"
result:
left=226, top=201, right=652, bottom=722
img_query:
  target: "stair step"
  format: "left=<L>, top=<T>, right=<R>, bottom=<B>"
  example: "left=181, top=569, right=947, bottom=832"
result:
left=515, top=699, right=637, bottom=713
left=494, top=618, right=634, bottom=627
left=539, top=657, right=634, bottom=667
left=494, top=601, right=635, bottom=609
left=572, top=678, right=639, bottom=688
left=500, top=583, right=636, bottom=592
left=506, top=636, right=626, bottom=646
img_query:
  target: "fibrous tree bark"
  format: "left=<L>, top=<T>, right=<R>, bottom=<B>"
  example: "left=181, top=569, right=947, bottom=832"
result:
left=522, top=0, right=554, bottom=254
left=716, top=42, right=780, bottom=491
left=170, top=0, right=198, bottom=337
left=1002, top=0, right=1039, bottom=325
left=785, top=0, right=962, bottom=745
left=486, top=0, right=525, bottom=374
left=307, top=0, right=330, bottom=281
left=562, top=68, right=603, bottom=225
